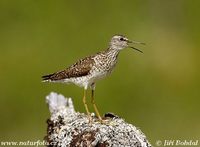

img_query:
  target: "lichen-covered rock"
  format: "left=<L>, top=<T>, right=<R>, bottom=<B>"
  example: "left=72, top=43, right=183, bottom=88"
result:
left=45, top=92, right=151, bottom=147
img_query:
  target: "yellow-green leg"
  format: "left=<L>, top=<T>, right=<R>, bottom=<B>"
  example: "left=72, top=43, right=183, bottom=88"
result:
left=91, top=89, right=102, bottom=121
left=82, top=89, right=91, bottom=121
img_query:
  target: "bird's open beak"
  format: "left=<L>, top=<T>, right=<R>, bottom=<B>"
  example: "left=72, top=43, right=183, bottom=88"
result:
left=127, top=40, right=145, bottom=53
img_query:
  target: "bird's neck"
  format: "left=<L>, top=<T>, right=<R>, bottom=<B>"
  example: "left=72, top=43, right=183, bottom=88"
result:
left=106, top=47, right=120, bottom=59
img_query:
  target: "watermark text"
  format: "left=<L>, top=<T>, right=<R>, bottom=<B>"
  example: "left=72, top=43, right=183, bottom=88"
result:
left=156, top=139, right=199, bottom=146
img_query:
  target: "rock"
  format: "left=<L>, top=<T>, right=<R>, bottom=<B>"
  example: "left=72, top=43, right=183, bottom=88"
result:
left=45, top=92, right=151, bottom=147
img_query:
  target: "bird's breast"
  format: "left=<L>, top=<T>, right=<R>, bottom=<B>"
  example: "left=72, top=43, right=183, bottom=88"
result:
left=90, top=59, right=117, bottom=80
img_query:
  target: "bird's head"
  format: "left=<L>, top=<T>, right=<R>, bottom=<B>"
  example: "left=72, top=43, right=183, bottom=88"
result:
left=109, top=35, right=145, bottom=53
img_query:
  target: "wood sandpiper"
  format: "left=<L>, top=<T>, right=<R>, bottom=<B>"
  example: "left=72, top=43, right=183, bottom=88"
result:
left=42, top=35, right=144, bottom=122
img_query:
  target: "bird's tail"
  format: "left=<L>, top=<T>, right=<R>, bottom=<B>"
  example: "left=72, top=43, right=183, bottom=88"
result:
left=42, top=73, right=54, bottom=82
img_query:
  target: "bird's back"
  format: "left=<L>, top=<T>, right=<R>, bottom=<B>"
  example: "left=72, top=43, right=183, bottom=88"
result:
left=42, top=48, right=120, bottom=87
left=42, top=56, right=95, bottom=82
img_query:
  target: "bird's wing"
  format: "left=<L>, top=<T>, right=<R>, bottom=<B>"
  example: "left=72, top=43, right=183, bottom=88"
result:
left=42, top=56, right=95, bottom=81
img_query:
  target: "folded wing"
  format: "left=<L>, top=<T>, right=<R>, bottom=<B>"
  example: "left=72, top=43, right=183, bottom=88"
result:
left=42, top=56, right=94, bottom=81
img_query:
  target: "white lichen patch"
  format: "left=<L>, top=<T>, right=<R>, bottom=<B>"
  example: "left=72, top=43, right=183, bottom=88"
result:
left=46, top=92, right=151, bottom=147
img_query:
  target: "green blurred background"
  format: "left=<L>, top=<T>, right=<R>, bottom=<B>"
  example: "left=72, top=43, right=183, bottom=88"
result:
left=0, top=0, right=200, bottom=146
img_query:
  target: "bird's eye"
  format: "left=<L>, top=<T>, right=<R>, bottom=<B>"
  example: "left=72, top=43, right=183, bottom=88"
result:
left=120, top=37, right=124, bottom=41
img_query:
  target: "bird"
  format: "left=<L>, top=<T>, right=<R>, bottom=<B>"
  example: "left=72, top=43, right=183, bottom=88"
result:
left=42, top=35, right=144, bottom=122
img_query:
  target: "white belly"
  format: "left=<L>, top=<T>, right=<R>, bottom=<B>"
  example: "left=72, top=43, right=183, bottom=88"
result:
left=62, top=70, right=109, bottom=89
left=62, top=57, right=117, bottom=89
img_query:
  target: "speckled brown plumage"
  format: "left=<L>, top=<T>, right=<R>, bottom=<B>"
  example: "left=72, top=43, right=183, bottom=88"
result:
left=42, top=56, right=95, bottom=81
left=42, top=35, right=144, bottom=89
left=42, top=35, right=143, bottom=122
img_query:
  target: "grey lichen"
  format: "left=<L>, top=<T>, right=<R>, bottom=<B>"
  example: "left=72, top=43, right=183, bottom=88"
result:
left=45, top=92, right=151, bottom=147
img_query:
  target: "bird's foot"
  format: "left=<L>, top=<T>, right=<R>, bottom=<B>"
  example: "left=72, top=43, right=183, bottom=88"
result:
left=100, top=119, right=110, bottom=124
left=97, top=112, right=119, bottom=125
left=92, top=117, right=110, bottom=125
left=85, top=113, right=93, bottom=125
left=88, top=113, right=118, bottom=125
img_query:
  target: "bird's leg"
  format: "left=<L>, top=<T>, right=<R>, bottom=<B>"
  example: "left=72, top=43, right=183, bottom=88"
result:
left=82, top=89, right=91, bottom=122
left=91, top=86, right=102, bottom=121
